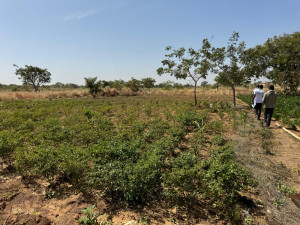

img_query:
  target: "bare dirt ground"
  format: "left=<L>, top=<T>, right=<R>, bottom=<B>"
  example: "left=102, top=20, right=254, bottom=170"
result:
left=0, top=91, right=299, bottom=225
left=0, top=163, right=226, bottom=224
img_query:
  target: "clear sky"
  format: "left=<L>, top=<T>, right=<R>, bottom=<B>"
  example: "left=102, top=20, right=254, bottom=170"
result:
left=0, top=0, right=299, bottom=85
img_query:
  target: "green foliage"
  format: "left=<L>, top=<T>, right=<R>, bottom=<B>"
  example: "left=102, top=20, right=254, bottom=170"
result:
left=14, top=64, right=51, bottom=92
left=141, top=77, right=156, bottom=90
left=238, top=94, right=300, bottom=127
left=162, top=151, right=201, bottom=203
left=84, top=77, right=102, bottom=98
left=1, top=96, right=253, bottom=222
left=157, top=39, right=214, bottom=105
left=276, top=180, right=297, bottom=196
left=0, top=130, right=19, bottom=159
left=208, top=120, right=224, bottom=134
left=213, top=32, right=250, bottom=106
left=273, top=197, right=285, bottom=209
left=240, top=111, right=248, bottom=129
left=163, top=144, right=252, bottom=221
left=44, top=189, right=60, bottom=199
left=203, top=145, right=252, bottom=220
left=244, top=32, right=300, bottom=94
left=78, top=205, right=113, bottom=225
left=176, top=110, right=208, bottom=131
left=212, top=135, right=226, bottom=146
left=125, top=77, right=141, bottom=92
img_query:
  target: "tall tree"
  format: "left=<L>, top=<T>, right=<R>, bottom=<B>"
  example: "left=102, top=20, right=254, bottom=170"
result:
left=244, top=32, right=300, bottom=94
left=157, top=39, right=213, bottom=106
left=14, top=65, right=51, bottom=92
left=213, top=32, right=250, bottom=106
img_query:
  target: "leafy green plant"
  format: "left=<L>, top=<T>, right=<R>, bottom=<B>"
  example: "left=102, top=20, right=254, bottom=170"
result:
left=276, top=180, right=297, bottom=196
left=273, top=197, right=284, bottom=209
left=78, top=205, right=100, bottom=225
left=244, top=214, right=254, bottom=225
left=212, top=134, right=226, bottom=146
left=44, top=190, right=56, bottom=199
left=240, top=111, right=248, bottom=129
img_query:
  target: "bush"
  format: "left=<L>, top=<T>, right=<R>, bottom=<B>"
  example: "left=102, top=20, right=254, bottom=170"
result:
left=162, top=151, right=202, bottom=204
left=84, top=77, right=102, bottom=98
left=212, top=135, right=226, bottom=146
left=0, top=130, right=19, bottom=160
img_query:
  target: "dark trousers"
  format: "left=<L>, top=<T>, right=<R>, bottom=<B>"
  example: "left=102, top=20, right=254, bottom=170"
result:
left=254, top=103, right=262, bottom=119
left=264, top=108, right=274, bottom=127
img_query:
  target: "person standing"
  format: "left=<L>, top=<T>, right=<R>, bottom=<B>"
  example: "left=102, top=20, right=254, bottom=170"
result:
left=262, top=85, right=277, bottom=127
left=251, top=84, right=260, bottom=110
left=253, top=85, right=265, bottom=120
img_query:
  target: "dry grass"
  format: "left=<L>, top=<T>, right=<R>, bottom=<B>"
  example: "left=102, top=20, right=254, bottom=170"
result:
left=0, top=86, right=261, bottom=101
left=0, top=90, right=89, bottom=100
left=0, top=87, right=139, bottom=100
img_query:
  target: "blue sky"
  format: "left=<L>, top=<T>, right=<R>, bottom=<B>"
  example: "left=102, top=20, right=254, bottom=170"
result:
left=0, top=0, right=299, bottom=85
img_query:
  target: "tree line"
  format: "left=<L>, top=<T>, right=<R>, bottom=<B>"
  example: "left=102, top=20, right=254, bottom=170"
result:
left=158, top=31, right=300, bottom=105
left=1, top=77, right=195, bottom=92
left=11, top=31, right=300, bottom=105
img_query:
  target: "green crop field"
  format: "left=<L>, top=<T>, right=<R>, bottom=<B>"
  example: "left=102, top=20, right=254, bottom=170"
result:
left=0, top=94, right=252, bottom=221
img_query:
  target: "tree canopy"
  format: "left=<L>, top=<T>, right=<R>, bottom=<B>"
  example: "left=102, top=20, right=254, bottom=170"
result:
left=244, top=32, right=300, bottom=94
left=141, top=77, right=156, bottom=90
left=14, top=65, right=51, bottom=92
left=213, top=32, right=250, bottom=106
left=157, top=38, right=213, bottom=105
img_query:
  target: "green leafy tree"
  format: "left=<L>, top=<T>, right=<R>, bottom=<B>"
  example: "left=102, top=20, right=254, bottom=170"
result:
left=111, top=79, right=125, bottom=90
left=213, top=32, right=250, bottom=106
left=53, top=82, right=65, bottom=88
left=101, top=80, right=110, bottom=88
left=141, top=77, right=156, bottom=90
left=173, top=82, right=184, bottom=89
left=201, top=81, right=209, bottom=87
left=159, top=81, right=173, bottom=90
left=157, top=39, right=213, bottom=106
left=125, top=77, right=141, bottom=92
left=14, top=64, right=51, bottom=92
left=244, top=32, right=300, bottom=94
left=84, top=77, right=102, bottom=98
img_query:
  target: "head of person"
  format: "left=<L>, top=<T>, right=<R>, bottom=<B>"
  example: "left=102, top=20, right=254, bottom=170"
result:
left=256, top=84, right=260, bottom=88
left=269, top=85, right=274, bottom=90
left=259, top=85, right=263, bottom=89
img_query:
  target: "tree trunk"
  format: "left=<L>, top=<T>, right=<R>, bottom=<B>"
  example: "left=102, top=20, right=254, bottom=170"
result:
left=33, top=84, right=39, bottom=92
left=194, top=81, right=197, bottom=106
left=232, top=85, right=236, bottom=106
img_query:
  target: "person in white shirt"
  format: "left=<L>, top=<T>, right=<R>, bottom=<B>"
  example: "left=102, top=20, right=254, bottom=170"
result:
left=253, top=85, right=265, bottom=120
left=251, top=84, right=260, bottom=109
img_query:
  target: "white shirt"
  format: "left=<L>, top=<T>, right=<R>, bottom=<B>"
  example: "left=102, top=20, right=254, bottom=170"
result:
left=254, top=89, right=265, bottom=104
left=252, top=88, right=259, bottom=95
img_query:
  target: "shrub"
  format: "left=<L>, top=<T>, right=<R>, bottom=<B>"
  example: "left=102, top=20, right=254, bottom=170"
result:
left=212, top=134, right=226, bottom=146
left=162, top=151, right=202, bottom=204
left=0, top=130, right=19, bottom=160
left=202, top=145, right=252, bottom=221
left=84, top=77, right=102, bottom=98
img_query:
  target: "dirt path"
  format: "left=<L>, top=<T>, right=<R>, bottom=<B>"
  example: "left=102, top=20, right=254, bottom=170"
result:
left=236, top=98, right=300, bottom=184
left=232, top=99, right=300, bottom=224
